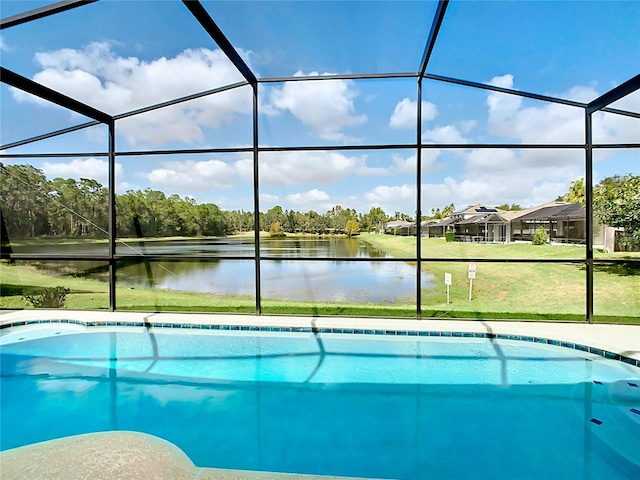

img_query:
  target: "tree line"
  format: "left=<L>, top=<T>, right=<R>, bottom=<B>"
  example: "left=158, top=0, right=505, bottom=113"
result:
left=0, top=163, right=393, bottom=239
left=2, top=164, right=636, bottom=246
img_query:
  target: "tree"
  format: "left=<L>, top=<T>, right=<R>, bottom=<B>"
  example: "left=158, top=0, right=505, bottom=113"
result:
left=560, top=178, right=585, bottom=205
left=359, top=206, right=387, bottom=232
left=593, top=174, right=640, bottom=247
left=197, top=203, right=228, bottom=236
left=262, top=205, right=286, bottom=232
left=0, top=163, right=50, bottom=238
left=305, top=210, right=328, bottom=234
left=442, top=203, right=455, bottom=217
left=344, top=218, right=360, bottom=237
left=269, top=221, right=286, bottom=237
left=430, top=204, right=455, bottom=219
left=224, top=209, right=254, bottom=233
left=495, top=203, right=522, bottom=211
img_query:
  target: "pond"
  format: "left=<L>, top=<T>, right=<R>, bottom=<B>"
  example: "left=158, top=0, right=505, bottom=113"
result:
left=15, top=236, right=430, bottom=303
left=114, top=237, right=429, bottom=303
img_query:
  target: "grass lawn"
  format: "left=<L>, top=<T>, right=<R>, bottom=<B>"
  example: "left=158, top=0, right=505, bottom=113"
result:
left=0, top=262, right=255, bottom=313
left=359, top=234, right=640, bottom=323
left=1, top=234, right=638, bottom=323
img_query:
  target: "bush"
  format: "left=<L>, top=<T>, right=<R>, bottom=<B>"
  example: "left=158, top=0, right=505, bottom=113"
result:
left=344, top=218, right=360, bottom=237
left=445, top=231, right=455, bottom=242
left=532, top=226, right=549, bottom=245
left=23, top=286, right=71, bottom=308
left=269, top=222, right=286, bottom=237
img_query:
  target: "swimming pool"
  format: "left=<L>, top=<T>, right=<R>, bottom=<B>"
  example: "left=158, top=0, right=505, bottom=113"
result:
left=1, top=322, right=639, bottom=479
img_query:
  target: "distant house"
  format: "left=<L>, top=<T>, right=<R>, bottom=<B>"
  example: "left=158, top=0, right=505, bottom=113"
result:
left=449, top=205, right=508, bottom=242
left=384, top=220, right=415, bottom=236
left=423, top=217, right=457, bottom=238
left=506, top=201, right=585, bottom=243
left=392, top=201, right=618, bottom=247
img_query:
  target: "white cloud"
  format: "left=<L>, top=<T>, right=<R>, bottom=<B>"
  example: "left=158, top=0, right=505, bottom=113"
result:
left=457, top=120, right=477, bottom=134
left=364, top=184, right=416, bottom=213
left=42, top=158, right=122, bottom=185
left=285, top=189, right=331, bottom=211
left=145, top=159, right=236, bottom=191
left=236, top=150, right=375, bottom=187
left=608, top=90, right=640, bottom=113
left=435, top=151, right=583, bottom=210
left=0, top=35, right=9, bottom=52
left=422, top=124, right=468, bottom=144
left=465, top=149, right=518, bottom=171
left=12, top=42, right=251, bottom=146
left=429, top=74, right=634, bottom=209
left=593, top=105, right=640, bottom=144
left=482, top=75, right=637, bottom=167
left=116, top=181, right=141, bottom=194
left=389, top=98, right=437, bottom=129
left=259, top=193, right=280, bottom=209
left=486, top=74, right=587, bottom=144
left=267, top=71, right=367, bottom=141
left=391, top=149, right=442, bottom=174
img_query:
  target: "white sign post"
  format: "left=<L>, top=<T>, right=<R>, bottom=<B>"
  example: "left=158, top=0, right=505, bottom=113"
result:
left=444, top=272, right=452, bottom=304
left=468, top=263, right=476, bottom=301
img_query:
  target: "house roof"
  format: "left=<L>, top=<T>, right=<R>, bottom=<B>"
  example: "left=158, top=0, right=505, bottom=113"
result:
left=503, top=201, right=571, bottom=220
left=385, top=220, right=414, bottom=228
left=550, top=203, right=585, bottom=219
left=435, top=217, right=459, bottom=227
left=457, top=213, right=509, bottom=225
left=514, top=203, right=585, bottom=221
left=451, top=204, right=505, bottom=217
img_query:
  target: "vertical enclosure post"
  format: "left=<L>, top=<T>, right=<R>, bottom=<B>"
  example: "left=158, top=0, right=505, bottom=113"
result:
left=585, top=111, right=594, bottom=324
left=252, top=84, right=262, bottom=315
left=108, top=119, right=116, bottom=311
left=416, top=79, right=423, bottom=319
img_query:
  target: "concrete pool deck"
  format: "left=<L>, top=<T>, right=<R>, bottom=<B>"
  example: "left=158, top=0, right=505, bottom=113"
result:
left=1, top=310, right=639, bottom=479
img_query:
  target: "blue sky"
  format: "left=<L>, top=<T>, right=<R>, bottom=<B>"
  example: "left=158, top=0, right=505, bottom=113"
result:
left=1, top=0, right=638, bottom=216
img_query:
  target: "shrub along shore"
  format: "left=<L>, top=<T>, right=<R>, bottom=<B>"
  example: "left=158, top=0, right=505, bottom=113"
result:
left=1, top=233, right=638, bottom=323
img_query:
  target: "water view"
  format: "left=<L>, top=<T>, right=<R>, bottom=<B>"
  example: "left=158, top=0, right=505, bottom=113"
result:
left=115, top=237, right=428, bottom=303
left=13, top=236, right=427, bottom=303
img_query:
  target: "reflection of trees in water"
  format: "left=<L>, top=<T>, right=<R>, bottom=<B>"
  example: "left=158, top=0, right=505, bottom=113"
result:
left=366, top=246, right=387, bottom=258
left=342, top=237, right=360, bottom=257
left=29, top=260, right=110, bottom=281
left=263, top=236, right=372, bottom=258
left=23, top=238, right=400, bottom=299
left=117, top=259, right=222, bottom=288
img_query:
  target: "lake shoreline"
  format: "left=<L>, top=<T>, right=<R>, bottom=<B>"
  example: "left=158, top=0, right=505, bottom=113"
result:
left=1, top=234, right=638, bottom=322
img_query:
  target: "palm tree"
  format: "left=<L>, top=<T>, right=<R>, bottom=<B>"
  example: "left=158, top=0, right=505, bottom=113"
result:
left=563, top=178, right=585, bottom=205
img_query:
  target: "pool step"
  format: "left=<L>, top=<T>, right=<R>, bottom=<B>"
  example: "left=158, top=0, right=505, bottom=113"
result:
left=607, top=380, right=640, bottom=442
left=586, top=380, right=640, bottom=478
left=0, top=432, right=388, bottom=480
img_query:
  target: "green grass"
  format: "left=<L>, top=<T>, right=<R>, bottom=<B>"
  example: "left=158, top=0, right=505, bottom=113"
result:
left=359, top=234, right=639, bottom=323
left=1, top=234, right=638, bottom=323
left=0, top=262, right=254, bottom=312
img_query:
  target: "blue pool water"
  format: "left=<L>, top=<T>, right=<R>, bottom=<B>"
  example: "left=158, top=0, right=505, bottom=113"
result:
left=1, top=325, right=639, bottom=479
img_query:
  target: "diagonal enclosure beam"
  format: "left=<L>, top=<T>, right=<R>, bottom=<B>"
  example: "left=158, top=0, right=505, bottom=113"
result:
left=587, top=73, right=640, bottom=114
left=0, top=67, right=112, bottom=123
left=182, top=0, right=257, bottom=85
left=0, top=0, right=98, bottom=29
left=0, top=120, right=101, bottom=151
left=113, top=81, right=248, bottom=120
left=419, top=0, right=449, bottom=77
left=424, top=73, right=586, bottom=108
